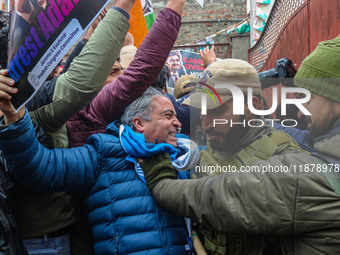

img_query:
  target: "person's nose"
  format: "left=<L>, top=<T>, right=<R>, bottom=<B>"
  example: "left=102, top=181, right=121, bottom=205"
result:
left=202, top=114, right=213, bottom=131
left=173, top=117, right=182, bottom=129
left=297, top=109, right=305, bottom=120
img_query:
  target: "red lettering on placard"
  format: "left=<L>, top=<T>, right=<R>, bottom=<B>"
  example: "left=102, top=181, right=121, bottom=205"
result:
left=185, top=63, right=205, bottom=71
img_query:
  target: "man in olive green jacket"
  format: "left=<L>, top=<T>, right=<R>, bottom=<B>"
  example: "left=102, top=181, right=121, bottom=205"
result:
left=140, top=35, right=340, bottom=255
left=185, top=58, right=305, bottom=255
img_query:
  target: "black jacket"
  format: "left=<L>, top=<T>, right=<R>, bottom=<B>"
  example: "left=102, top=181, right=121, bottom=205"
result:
left=0, top=116, right=53, bottom=254
left=0, top=153, right=28, bottom=255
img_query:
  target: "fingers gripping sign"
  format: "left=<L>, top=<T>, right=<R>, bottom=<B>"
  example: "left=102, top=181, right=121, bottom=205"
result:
left=0, top=69, right=25, bottom=124
left=0, top=69, right=18, bottom=99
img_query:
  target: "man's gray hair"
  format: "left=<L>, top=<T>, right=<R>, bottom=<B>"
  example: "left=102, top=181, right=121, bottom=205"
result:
left=121, top=87, right=163, bottom=130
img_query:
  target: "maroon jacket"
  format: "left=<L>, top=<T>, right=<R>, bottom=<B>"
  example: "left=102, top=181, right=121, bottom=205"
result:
left=67, top=8, right=181, bottom=147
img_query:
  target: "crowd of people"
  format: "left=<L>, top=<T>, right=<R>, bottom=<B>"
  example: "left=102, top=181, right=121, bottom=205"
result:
left=0, top=0, right=339, bottom=254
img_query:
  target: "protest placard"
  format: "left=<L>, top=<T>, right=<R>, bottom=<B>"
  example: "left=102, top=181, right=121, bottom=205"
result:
left=8, top=0, right=110, bottom=110
left=166, top=50, right=204, bottom=89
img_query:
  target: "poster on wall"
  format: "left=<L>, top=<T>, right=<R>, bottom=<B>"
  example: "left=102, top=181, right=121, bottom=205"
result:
left=166, top=50, right=205, bottom=89
left=8, top=0, right=110, bottom=110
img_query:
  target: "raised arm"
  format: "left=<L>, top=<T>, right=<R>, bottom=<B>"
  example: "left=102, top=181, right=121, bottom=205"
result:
left=60, top=8, right=108, bottom=75
left=200, top=45, right=217, bottom=68
left=88, top=0, right=186, bottom=125
left=29, top=1, right=134, bottom=132
left=165, top=0, right=186, bottom=15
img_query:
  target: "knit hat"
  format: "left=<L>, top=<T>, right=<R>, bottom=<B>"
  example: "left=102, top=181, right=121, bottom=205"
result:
left=294, top=35, right=340, bottom=102
left=174, top=75, right=197, bottom=99
left=120, top=45, right=137, bottom=70
left=182, top=59, right=261, bottom=109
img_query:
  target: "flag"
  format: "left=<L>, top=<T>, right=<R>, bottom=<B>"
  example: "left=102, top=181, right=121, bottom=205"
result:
left=0, top=0, right=5, bottom=10
left=129, top=0, right=155, bottom=47
left=196, top=0, right=204, bottom=7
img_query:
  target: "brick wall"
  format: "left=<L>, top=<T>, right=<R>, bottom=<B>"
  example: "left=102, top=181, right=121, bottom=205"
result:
left=107, top=0, right=248, bottom=59
left=155, top=0, right=247, bottom=46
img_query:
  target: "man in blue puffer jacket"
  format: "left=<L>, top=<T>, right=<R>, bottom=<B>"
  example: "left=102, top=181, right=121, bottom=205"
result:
left=0, top=87, right=199, bottom=255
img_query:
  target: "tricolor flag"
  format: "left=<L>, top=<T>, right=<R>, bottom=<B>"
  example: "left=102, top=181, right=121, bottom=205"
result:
left=0, top=0, right=5, bottom=10
left=129, top=0, right=155, bottom=47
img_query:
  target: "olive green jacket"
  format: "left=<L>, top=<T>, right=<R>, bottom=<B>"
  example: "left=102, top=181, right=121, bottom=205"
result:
left=193, top=122, right=306, bottom=255
left=29, top=8, right=129, bottom=148
left=152, top=122, right=340, bottom=254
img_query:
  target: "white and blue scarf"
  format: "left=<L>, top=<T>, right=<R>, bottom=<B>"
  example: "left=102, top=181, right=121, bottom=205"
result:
left=119, top=125, right=199, bottom=183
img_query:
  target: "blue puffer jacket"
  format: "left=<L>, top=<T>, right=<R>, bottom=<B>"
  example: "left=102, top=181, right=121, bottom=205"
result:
left=0, top=112, right=189, bottom=255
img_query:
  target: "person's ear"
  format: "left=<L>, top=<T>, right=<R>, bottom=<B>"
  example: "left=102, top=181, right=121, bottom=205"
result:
left=245, top=96, right=260, bottom=119
left=133, top=117, right=144, bottom=132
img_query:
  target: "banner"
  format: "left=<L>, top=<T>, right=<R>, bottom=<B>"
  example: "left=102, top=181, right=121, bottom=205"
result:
left=129, top=0, right=154, bottom=48
left=8, top=0, right=110, bottom=110
left=166, top=50, right=204, bottom=89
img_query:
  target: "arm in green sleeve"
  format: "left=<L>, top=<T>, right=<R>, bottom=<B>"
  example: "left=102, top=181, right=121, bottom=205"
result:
left=150, top=155, right=313, bottom=235
left=30, top=9, right=130, bottom=132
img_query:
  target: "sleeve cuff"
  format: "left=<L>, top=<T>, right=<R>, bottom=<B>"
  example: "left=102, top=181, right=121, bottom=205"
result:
left=0, top=109, right=30, bottom=136
left=112, top=7, right=130, bottom=20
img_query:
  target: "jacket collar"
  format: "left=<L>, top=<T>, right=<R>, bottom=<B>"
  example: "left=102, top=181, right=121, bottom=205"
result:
left=216, top=116, right=272, bottom=158
left=105, top=120, right=121, bottom=137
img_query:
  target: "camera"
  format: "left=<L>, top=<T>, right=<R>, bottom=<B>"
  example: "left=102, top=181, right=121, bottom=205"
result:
left=258, top=58, right=296, bottom=89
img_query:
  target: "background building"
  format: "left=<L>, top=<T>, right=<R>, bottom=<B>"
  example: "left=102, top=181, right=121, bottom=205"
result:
left=108, top=0, right=251, bottom=60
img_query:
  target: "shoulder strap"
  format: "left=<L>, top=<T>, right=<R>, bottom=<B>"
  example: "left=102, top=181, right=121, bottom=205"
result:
left=268, top=131, right=304, bottom=153
left=239, top=131, right=305, bottom=165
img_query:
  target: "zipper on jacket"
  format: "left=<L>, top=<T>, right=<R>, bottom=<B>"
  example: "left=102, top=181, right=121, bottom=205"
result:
left=114, top=231, right=119, bottom=255
left=155, top=204, right=171, bottom=254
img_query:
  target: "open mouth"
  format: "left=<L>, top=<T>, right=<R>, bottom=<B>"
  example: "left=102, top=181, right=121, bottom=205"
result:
left=169, top=132, right=176, bottom=137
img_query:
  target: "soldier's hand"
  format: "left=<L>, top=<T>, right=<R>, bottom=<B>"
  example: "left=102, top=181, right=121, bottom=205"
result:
left=139, top=152, right=178, bottom=192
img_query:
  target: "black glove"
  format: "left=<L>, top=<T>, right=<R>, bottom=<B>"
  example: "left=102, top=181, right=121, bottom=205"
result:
left=140, top=152, right=178, bottom=192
